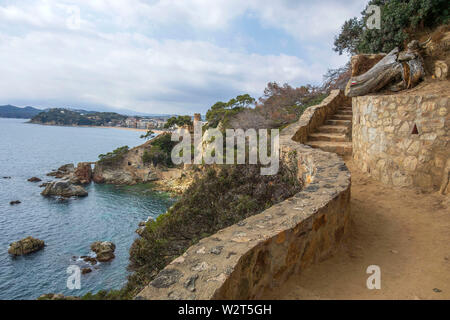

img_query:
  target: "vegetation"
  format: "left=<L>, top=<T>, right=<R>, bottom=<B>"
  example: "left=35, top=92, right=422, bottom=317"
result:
left=0, top=105, right=41, bottom=119
left=123, top=162, right=302, bottom=297
left=164, top=115, right=193, bottom=129
left=140, top=130, right=155, bottom=140
left=142, top=133, right=177, bottom=167
left=30, top=108, right=127, bottom=126
left=206, top=94, right=256, bottom=129
left=98, top=146, right=129, bottom=165
left=334, top=0, right=450, bottom=55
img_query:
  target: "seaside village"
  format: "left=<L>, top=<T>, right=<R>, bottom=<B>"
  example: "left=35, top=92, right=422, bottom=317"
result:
left=115, top=114, right=203, bottom=130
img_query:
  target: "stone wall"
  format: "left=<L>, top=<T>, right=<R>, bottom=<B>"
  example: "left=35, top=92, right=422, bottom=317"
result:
left=136, top=91, right=352, bottom=300
left=353, top=93, right=450, bottom=193
left=292, top=90, right=351, bottom=143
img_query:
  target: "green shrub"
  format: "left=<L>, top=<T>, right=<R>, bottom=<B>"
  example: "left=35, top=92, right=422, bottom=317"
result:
left=124, top=163, right=302, bottom=297
left=98, top=146, right=129, bottom=165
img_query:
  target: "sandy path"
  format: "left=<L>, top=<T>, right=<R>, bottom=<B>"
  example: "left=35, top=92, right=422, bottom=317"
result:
left=263, top=159, right=450, bottom=300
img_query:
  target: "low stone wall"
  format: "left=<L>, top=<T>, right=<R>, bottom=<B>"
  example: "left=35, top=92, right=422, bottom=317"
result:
left=136, top=91, right=352, bottom=300
left=292, top=90, right=351, bottom=143
left=353, top=93, right=449, bottom=193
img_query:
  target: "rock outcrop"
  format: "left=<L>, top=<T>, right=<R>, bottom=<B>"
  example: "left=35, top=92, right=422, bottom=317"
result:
left=8, top=237, right=45, bottom=256
left=73, top=162, right=93, bottom=184
left=41, top=181, right=88, bottom=198
left=91, top=241, right=116, bottom=262
left=47, top=164, right=74, bottom=178
left=10, top=200, right=21, bottom=205
left=28, top=177, right=42, bottom=182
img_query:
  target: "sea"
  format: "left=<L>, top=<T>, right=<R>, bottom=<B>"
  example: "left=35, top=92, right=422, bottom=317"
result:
left=0, top=118, right=174, bottom=300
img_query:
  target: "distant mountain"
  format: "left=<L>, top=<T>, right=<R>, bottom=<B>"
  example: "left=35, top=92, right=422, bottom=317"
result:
left=0, top=105, right=43, bottom=119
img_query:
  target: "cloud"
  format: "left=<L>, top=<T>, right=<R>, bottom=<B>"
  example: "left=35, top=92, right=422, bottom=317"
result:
left=0, top=0, right=366, bottom=114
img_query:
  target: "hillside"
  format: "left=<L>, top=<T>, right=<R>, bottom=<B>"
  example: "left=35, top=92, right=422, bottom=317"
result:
left=0, top=105, right=42, bottom=119
left=30, top=108, right=127, bottom=126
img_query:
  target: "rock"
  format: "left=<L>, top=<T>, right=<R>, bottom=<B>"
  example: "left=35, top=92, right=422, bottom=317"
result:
left=10, top=200, right=21, bottom=205
left=433, top=288, right=442, bottom=293
left=38, top=293, right=80, bottom=300
left=41, top=181, right=88, bottom=198
left=39, top=182, right=49, bottom=188
left=28, top=177, right=42, bottom=182
left=91, top=241, right=116, bottom=262
left=3, top=176, right=11, bottom=179
left=81, top=268, right=92, bottom=275
left=47, top=164, right=74, bottom=178
left=83, top=257, right=98, bottom=265
left=136, top=227, right=145, bottom=236
left=150, top=269, right=183, bottom=288
left=74, top=163, right=93, bottom=184
left=434, top=61, right=448, bottom=80
left=138, top=221, right=146, bottom=227
left=8, top=237, right=45, bottom=256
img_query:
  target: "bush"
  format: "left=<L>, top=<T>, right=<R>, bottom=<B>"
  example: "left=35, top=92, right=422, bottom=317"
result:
left=142, top=133, right=176, bottom=167
left=98, top=146, right=129, bottom=165
left=124, top=162, right=302, bottom=297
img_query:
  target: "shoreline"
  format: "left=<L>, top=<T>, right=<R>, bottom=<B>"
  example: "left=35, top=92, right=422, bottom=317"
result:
left=26, top=121, right=167, bottom=134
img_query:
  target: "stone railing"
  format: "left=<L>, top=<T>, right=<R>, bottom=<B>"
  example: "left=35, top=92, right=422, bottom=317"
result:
left=291, top=90, right=351, bottom=143
left=353, top=93, right=449, bottom=193
left=136, top=91, right=352, bottom=300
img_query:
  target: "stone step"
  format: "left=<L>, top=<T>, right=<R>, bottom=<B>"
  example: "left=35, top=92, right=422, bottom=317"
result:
left=332, top=114, right=353, bottom=120
left=306, top=141, right=353, bottom=156
left=316, top=125, right=349, bottom=134
left=336, top=110, right=353, bottom=115
left=326, top=119, right=352, bottom=126
left=308, top=132, right=348, bottom=142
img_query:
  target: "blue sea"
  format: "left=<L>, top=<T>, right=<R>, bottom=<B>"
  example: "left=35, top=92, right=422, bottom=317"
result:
left=0, top=118, right=174, bottom=300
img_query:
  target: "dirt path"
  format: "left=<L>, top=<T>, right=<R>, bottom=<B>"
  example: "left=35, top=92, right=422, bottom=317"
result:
left=263, top=159, right=450, bottom=300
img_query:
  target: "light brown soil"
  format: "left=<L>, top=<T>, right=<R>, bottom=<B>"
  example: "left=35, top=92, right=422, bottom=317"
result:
left=263, top=159, right=450, bottom=300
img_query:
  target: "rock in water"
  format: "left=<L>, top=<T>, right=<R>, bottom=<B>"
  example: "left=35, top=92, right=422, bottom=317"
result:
left=28, top=177, right=42, bottom=182
left=73, top=162, right=93, bottom=184
left=90, top=241, right=116, bottom=262
left=8, top=237, right=45, bottom=256
left=41, top=181, right=88, bottom=198
left=10, top=200, right=21, bottom=205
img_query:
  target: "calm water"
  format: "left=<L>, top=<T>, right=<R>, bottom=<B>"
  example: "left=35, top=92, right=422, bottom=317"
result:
left=0, top=118, right=174, bottom=300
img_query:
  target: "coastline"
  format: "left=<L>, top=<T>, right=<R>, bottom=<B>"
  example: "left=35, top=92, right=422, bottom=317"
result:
left=26, top=121, right=167, bottom=134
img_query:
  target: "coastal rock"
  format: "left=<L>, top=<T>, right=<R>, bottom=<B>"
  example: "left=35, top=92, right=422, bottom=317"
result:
left=47, top=163, right=74, bottom=178
left=8, top=236, right=45, bottom=256
left=28, top=177, right=42, bottom=182
left=81, top=268, right=92, bottom=275
left=38, top=293, right=80, bottom=300
left=73, top=162, right=93, bottom=184
left=10, top=200, right=21, bottom=205
left=83, top=257, right=98, bottom=265
left=39, top=182, right=49, bottom=188
left=41, top=181, right=88, bottom=198
left=3, top=176, right=11, bottom=179
left=91, top=241, right=116, bottom=262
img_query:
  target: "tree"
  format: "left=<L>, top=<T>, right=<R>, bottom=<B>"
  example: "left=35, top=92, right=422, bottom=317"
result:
left=333, top=0, right=450, bottom=55
left=140, top=130, right=155, bottom=140
left=205, top=94, right=255, bottom=129
left=164, top=115, right=193, bottom=129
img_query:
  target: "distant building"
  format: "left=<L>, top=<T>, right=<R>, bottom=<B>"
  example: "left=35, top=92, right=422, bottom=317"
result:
left=125, top=117, right=137, bottom=128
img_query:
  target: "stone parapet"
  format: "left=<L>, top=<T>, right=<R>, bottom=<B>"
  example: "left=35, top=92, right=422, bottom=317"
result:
left=136, top=91, right=352, bottom=300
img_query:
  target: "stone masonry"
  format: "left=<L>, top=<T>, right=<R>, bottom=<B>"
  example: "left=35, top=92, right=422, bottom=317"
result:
left=353, top=93, right=449, bottom=193
left=136, top=90, right=352, bottom=300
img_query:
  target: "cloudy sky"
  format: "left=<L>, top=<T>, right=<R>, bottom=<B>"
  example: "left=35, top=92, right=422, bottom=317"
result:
left=0, top=0, right=367, bottom=114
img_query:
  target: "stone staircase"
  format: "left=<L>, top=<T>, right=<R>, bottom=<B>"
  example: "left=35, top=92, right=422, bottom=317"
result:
left=305, top=106, right=353, bottom=156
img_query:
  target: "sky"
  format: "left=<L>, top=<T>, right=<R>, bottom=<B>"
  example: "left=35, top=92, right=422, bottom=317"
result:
left=0, top=0, right=367, bottom=115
